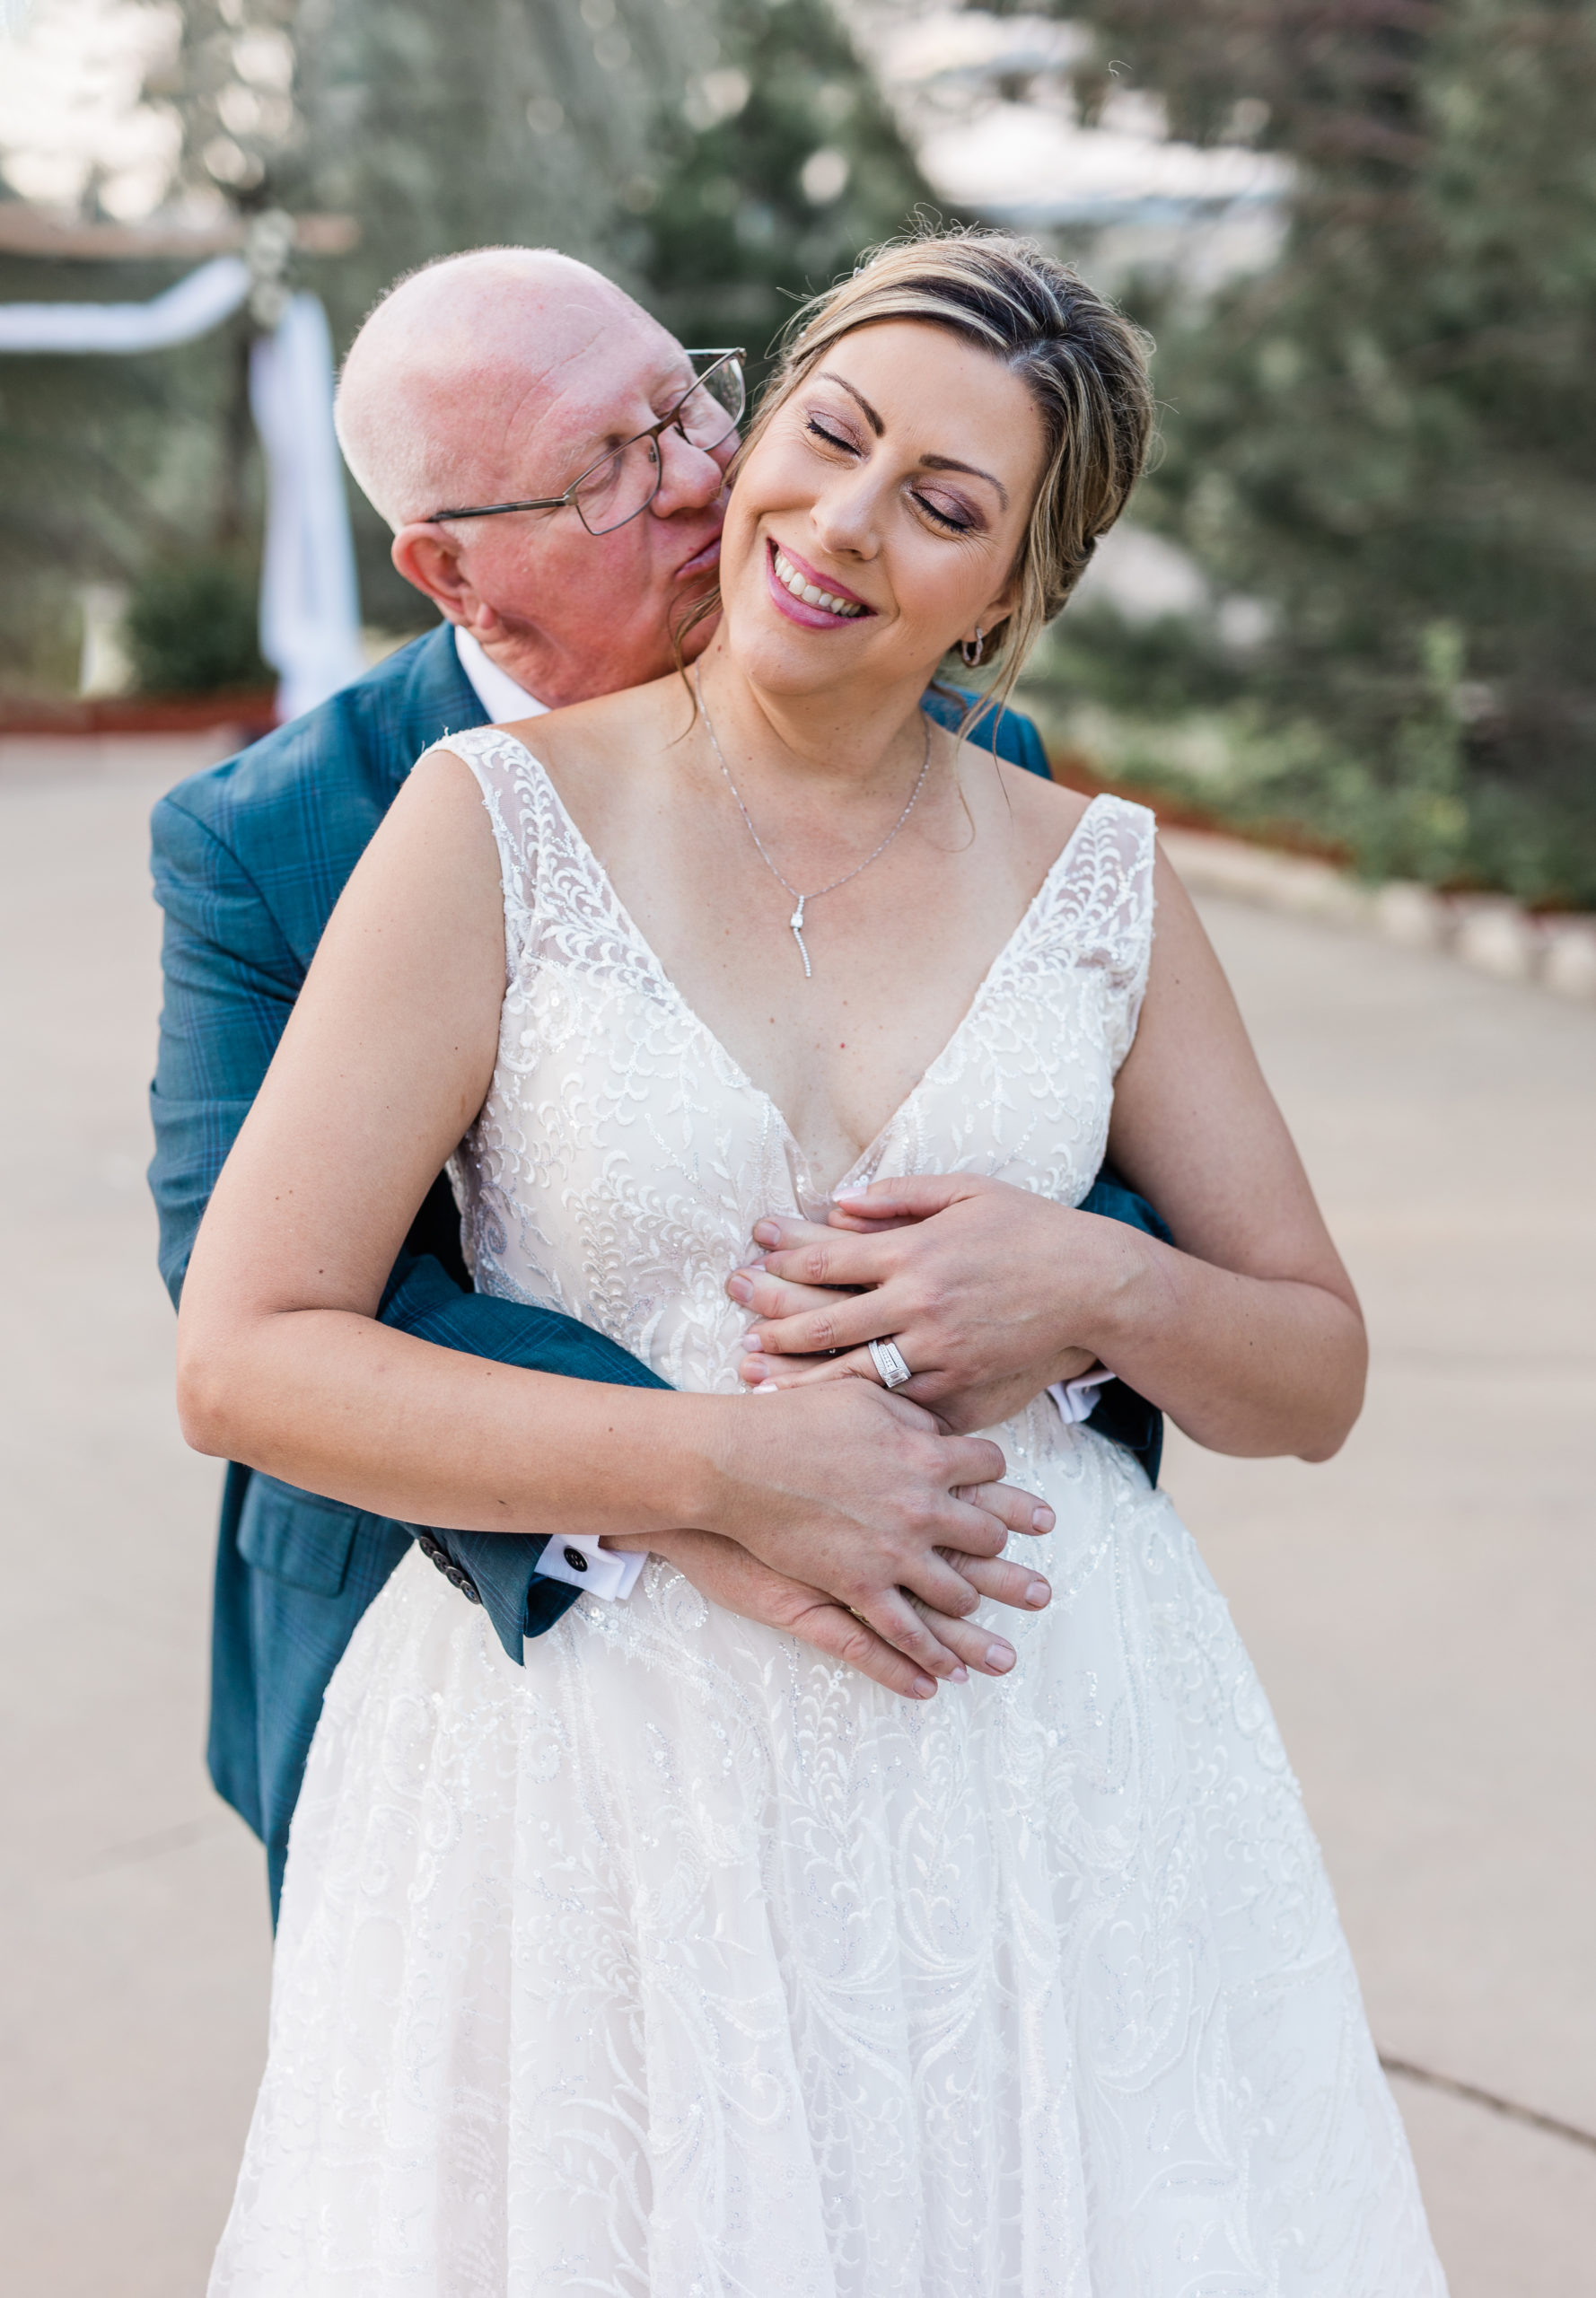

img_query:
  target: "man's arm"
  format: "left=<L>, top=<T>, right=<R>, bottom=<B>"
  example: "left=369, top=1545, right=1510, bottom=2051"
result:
left=152, top=791, right=1051, bottom=1687
left=150, top=787, right=667, bottom=1662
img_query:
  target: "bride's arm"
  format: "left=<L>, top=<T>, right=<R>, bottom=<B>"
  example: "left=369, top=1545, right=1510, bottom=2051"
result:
left=176, top=751, right=1049, bottom=1675
left=731, top=848, right=1367, bottom=1461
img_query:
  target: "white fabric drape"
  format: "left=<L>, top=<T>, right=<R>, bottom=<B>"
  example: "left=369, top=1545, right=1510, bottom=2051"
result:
left=0, top=258, right=364, bottom=720
left=0, top=254, right=249, bottom=352
left=249, top=293, right=365, bottom=720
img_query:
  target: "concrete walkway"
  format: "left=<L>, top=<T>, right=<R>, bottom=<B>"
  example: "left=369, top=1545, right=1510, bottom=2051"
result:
left=1, top=748, right=1591, bottom=2294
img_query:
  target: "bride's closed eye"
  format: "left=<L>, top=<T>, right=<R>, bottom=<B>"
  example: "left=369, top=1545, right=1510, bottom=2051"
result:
left=804, top=411, right=861, bottom=456
left=802, top=412, right=981, bottom=536
left=911, top=489, right=978, bottom=535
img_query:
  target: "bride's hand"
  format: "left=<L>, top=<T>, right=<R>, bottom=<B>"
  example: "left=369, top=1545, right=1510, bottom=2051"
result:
left=694, top=1381, right=1054, bottom=1686
left=727, top=1175, right=1110, bottom=1434
left=604, top=1528, right=1050, bottom=1699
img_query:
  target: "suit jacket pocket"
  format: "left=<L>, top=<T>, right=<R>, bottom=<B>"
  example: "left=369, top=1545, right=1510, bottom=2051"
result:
left=236, top=1472, right=361, bottom=1598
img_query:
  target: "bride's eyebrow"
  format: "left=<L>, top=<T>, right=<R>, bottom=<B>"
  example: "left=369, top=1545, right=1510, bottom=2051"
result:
left=814, top=371, right=1007, bottom=509
left=922, top=452, right=1008, bottom=511
left=817, top=372, right=883, bottom=434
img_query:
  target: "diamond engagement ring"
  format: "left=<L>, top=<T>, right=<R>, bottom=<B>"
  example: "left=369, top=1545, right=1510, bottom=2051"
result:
left=868, top=1337, right=914, bottom=1390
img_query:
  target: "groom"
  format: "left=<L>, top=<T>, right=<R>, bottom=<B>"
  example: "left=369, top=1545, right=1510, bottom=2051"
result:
left=150, top=247, right=1163, bottom=1916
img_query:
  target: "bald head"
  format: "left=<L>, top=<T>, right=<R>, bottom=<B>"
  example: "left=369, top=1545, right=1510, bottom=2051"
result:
left=334, top=248, right=666, bottom=530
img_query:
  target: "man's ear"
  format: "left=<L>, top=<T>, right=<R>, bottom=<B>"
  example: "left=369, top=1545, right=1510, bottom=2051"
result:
left=391, top=523, right=476, bottom=623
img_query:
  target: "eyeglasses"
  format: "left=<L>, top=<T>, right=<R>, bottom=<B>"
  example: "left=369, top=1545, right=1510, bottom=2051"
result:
left=426, top=348, right=746, bottom=536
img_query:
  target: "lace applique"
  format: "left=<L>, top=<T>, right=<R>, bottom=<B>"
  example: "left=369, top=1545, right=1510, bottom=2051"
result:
left=210, top=736, right=1445, bottom=2298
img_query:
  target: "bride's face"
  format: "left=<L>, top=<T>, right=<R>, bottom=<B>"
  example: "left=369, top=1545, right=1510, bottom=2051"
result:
left=718, top=319, right=1048, bottom=698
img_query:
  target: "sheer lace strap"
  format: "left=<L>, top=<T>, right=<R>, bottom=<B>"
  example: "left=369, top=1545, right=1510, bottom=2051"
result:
left=1042, top=794, right=1158, bottom=1070
left=419, top=724, right=549, bottom=982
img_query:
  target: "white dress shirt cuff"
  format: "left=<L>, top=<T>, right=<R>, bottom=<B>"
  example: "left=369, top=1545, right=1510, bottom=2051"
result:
left=1048, top=1367, right=1111, bottom=1425
left=533, top=1534, right=646, bottom=1602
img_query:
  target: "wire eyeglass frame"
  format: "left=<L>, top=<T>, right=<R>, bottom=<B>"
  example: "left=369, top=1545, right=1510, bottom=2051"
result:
left=425, top=348, right=746, bottom=536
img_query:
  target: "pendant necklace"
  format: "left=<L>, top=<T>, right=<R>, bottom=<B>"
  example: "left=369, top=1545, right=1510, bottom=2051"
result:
left=694, top=665, right=933, bottom=978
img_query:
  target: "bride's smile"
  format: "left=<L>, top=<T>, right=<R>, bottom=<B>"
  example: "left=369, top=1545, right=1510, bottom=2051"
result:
left=723, top=317, right=1044, bottom=699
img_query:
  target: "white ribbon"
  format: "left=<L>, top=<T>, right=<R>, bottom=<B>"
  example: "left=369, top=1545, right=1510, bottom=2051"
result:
left=249, top=292, right=366, bottom=720
left=0, top=253, right=248, bottom=352
left=0, top=258, right=365, bottom=723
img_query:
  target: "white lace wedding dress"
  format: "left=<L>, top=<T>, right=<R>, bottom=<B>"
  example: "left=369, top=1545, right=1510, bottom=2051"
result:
left=210, top=729, right=1446, bottom=2296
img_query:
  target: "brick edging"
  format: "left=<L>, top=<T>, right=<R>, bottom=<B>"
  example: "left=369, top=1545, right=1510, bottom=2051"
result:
left=1158, top=827, right=1596, bottom=1003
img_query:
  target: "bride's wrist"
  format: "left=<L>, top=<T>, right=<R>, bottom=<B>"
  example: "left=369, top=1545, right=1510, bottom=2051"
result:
left=651, top=1392, right=750, bottom=1540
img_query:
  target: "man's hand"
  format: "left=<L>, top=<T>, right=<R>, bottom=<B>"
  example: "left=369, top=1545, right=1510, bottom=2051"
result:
left=684, top=1379, right=1054, bottom=1683
left=601, top=1527, right=1052, bottom=1700
left=727, top=1173, right=1133, bottom=1434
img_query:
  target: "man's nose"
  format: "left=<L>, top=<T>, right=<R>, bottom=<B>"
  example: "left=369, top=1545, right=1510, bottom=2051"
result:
left=649, top=422, right=730, bottom=519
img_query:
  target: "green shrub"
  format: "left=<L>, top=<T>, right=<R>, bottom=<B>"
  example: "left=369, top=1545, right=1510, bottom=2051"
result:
left=126, top=557, right=267, bottom=696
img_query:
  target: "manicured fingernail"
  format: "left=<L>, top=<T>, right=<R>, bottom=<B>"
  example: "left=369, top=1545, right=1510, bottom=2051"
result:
left=986, top=1641, right=1015, bottom=1672
left=1026, top=1578, right=1050, bottom=1608
left=727, top=1272, right=752, bottom=1303
left=752, top=1220, right=780, bottom=1245
left=913, top=1675, right=936, bottom=1698
left=1031, top=1504, right=1055, bottom=1533
left=833, top=1183, right=868, bottom=1200
left=753, top=1380, right=779, bottom=1393
left=949, top=1663, right=969, bottom=1684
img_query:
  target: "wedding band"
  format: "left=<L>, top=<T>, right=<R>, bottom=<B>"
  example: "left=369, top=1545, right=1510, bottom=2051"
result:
left=868, top=1337, right=913, bottom=1390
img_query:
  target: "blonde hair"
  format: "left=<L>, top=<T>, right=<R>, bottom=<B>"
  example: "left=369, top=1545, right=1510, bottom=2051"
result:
left=687, top=229, right=1155, bottom=723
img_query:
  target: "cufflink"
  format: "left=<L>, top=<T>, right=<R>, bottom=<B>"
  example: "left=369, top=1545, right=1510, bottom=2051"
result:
left=534, top=1534, right=645, bottom=1602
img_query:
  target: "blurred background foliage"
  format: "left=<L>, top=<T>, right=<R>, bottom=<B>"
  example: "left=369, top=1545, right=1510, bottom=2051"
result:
left=0, top=0, right=1593, bottom=902
left=1008, top=0, right=1596, bottom=903
left=0, top=0, right=935, bottom=663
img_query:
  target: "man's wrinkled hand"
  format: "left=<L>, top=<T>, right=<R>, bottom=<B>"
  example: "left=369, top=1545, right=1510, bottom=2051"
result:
left=726, top=1173, right=1121, bottom=1434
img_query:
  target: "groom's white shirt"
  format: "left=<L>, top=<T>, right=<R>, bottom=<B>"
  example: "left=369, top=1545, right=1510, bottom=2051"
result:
left=455, top=626, right=647, bottom=1606
left=454, top=626, right=548, bottom=725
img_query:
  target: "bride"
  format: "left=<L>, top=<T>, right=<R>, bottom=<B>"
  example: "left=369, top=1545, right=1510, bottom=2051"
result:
left=180, top=232, right=1445, bottom=2294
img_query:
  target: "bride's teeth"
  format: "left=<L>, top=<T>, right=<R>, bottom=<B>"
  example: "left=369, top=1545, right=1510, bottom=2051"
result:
left=774, top=548, right=862, bottom=617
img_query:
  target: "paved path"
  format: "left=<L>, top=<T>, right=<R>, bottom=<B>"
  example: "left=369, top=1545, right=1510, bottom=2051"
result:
left=1, top=750, right=1592, bottom=2294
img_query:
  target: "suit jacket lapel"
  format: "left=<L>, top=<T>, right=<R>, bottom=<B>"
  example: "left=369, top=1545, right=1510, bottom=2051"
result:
left=385, top=625, right=490, bottom=795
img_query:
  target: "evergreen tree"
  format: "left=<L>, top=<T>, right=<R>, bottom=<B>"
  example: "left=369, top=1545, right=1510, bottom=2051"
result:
left=633, top=0, right=941, bottom=373
left=1013, top=0, right=1596, bottom=902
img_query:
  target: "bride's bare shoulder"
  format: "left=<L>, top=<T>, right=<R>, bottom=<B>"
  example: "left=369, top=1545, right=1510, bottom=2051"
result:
left=487, top=675, right=683, bottom=831
left=507, top=674, right=682, bottom=773
left=954, top=723, right=1096, bottom=863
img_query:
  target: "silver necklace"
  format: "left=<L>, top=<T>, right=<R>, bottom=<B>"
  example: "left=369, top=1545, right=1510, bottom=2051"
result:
left=694, top=666, right=933, bottom=978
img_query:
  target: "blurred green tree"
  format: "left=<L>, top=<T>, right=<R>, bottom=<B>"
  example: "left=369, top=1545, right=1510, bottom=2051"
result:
left=632, top=0, right=941, bottom=373
left=1012, top=0, right=1596, bottom=902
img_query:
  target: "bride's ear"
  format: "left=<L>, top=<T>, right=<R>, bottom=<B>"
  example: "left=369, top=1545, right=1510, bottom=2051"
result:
left=962, top=563, right=1024, bottom=660
left=960, top=605, right=1015, bottom=665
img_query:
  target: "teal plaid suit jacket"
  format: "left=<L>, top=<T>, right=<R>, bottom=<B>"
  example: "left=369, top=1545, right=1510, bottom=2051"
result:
left=149, top=624, right=1163, bottom=1919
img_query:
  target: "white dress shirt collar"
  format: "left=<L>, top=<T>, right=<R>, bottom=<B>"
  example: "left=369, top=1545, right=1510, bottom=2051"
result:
left=454, top=626, right=548, bottom=724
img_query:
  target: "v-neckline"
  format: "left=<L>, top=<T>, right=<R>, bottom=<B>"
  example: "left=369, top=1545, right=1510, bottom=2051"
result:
left=492, top=729, right=1110, bottom=1201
